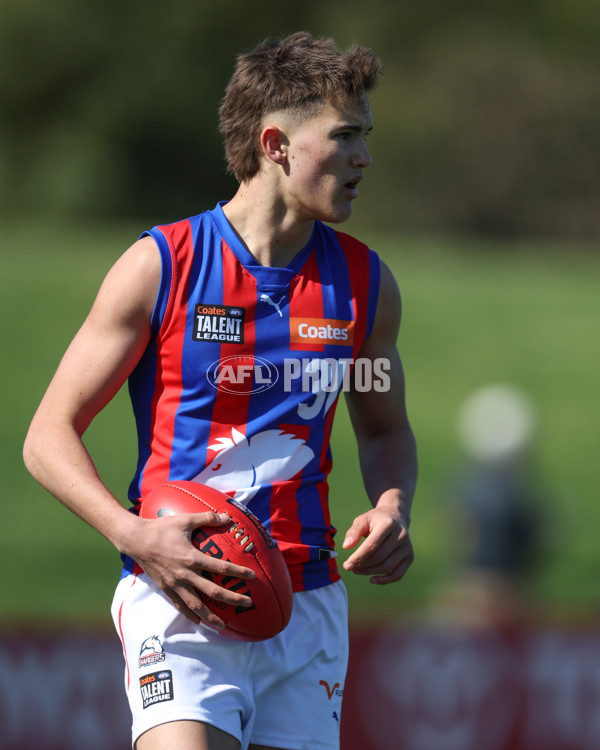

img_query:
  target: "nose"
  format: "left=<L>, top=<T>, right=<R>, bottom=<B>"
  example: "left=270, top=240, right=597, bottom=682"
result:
left=352, top=139, right=372, bottom=169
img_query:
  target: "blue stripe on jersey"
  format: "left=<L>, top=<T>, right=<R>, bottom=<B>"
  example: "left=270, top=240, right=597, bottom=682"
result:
left=169, top=215, right=227, bottom=480
left=127, top=227, right=174, bottom=501
left=315, top=224, right=355, bottom=324
left=366, top=249, right=381, bottom=339
left=140, top=227, right=173, bottom=337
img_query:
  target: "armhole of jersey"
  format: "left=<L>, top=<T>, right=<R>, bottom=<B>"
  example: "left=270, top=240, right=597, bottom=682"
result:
left=138, top=227, right=174, bottom=338
left=365, top=249, right=381, bottom=340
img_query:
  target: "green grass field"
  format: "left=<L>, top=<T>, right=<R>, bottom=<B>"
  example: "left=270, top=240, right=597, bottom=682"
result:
left=2, top=220, right=598, bottom=626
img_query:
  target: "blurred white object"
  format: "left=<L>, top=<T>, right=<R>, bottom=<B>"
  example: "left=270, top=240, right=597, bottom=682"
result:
left=457, top=384, right=538, bottom=466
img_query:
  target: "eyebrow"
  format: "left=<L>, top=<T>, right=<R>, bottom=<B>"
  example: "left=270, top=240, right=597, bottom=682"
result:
left=335, top=122, right=374, bottom=134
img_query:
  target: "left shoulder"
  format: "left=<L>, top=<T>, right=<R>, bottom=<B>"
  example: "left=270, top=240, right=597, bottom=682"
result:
left=370, top=258, right=402, bottom=345
left=377, top=259, right=401, bottom=310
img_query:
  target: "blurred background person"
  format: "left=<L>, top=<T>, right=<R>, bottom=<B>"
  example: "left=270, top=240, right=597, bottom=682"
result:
left=431, top=383, right=543, bottom=630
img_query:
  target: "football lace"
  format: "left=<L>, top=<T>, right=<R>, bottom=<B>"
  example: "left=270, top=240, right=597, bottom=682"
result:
left=227, top=520, right=255, bottom=552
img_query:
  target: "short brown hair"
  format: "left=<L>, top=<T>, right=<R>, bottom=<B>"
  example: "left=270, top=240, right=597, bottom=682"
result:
left=218, top=32, right=383, bottom=182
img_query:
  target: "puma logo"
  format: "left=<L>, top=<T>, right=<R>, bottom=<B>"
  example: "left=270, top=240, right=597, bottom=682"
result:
left=260, top=293, right=286, bottom=317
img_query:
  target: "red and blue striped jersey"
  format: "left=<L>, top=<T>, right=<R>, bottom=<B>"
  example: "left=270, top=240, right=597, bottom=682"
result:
left=126, top=202, right=381, bottom=591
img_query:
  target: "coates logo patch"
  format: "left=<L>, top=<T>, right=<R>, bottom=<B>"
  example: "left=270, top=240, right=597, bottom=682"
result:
left=206, top=355, right=279, bottom=394
left=193, top=304, right=245, bottom=344
left=140, top=670, right=174, bottom=709
left=290, top=318, right=354, bottom=348
left=139, top=635, right=166, bottom=668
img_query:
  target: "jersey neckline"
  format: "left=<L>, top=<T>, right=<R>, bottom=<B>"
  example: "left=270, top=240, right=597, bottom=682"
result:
left=210, top=201, right=317, bottom=290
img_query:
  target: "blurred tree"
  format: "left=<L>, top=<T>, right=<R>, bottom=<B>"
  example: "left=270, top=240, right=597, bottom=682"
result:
left=0, top=0, right=313, bottom=221
left=1, top=0, right=599, bottom=239
left=365, top=25, right=600, bottom=239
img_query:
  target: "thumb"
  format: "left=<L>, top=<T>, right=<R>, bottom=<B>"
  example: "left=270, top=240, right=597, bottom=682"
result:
left=187, top=512, right=231, bottom=529
left=342, top=516, right=369, bottom=549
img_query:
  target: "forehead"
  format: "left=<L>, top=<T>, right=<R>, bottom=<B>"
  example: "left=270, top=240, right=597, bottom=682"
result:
left=312, top=97, right=373, bottom=130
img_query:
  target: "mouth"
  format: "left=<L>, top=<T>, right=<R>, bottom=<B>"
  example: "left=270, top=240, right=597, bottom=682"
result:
left=344, top=175, right=363, bottom=199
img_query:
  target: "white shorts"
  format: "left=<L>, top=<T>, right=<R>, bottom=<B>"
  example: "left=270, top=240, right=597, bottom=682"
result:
left=111, top=573, right=348, bottom=750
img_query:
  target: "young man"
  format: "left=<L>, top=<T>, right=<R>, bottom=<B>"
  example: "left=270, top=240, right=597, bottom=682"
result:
left=24, top=32, right=417, bottom=750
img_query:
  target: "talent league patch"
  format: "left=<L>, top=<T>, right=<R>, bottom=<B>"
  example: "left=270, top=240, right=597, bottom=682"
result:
left=193, top=303, right=245, bottom=344
left=140, top=670, right=174, bottom=709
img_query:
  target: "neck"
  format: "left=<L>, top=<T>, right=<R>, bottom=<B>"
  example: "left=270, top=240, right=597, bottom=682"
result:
left=222, top=182, right=314, bottom=268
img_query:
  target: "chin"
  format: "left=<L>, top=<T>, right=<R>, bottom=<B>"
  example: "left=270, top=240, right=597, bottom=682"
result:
left=319, top=204, right=354, bottom=225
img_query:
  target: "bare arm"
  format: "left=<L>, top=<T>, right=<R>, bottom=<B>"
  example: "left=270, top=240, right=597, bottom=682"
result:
left=23, top=236, right=253, bottom=626
left=342, top=259, right=418, bottom=584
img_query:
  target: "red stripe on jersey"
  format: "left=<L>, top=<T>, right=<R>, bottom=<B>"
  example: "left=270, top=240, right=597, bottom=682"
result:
left=205, top=241, right=257, bottom=457
left=318, top=397, right=337, bottom=546
left=269, top=423, right=313, bottom=589
left=288, top=249, right=324, bottom=352
left=311, top=393, right=339, bottom=583
left=269, top=481, right=307, bottom=591
left=140, top=220, right=194, bottom=498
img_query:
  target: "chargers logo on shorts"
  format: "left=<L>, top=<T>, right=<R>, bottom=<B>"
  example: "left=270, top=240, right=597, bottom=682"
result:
left=139, top=635, right=166, bottom=668
left=140, top=670, right=174, bottom=709
left=193, top=303, right=245, bottom=344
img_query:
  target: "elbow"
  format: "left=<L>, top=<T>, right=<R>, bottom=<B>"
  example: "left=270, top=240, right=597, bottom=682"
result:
left=23, top=429, right=37, bottom=477
left=23, top=424, right=44, bottom=482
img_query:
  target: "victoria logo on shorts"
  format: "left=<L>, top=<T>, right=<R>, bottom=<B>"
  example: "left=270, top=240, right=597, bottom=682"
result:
left=319, top=679, right=344, bottom=700
left=193, top=303, right=245, bottom=344
left=139, top=670, right=174, bottom=709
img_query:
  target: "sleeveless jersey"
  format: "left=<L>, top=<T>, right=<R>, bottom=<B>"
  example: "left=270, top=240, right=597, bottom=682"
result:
left=125, top=202, right=381, bottom=591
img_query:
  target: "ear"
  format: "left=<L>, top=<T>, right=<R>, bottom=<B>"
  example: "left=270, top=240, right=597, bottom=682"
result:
left=260, top=125, right=289, bottom=167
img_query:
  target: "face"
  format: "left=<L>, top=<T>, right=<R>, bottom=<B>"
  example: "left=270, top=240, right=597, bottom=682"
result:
left=276, top=97, right=373, bottom=224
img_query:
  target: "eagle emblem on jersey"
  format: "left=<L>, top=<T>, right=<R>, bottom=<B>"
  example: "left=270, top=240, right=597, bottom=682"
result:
left=193, top=427, right=314, bottom=503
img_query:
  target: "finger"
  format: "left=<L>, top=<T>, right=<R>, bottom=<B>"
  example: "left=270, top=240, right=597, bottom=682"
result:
left=342, top=517, right=370, bottom=550
left=355, top=546, right=413, bottom=584
left=173, top=575, right=255, bottom=630
left=345, top=515, right=413, bottom=572
left=177, top=585, right=227, bottom=630
left=344, top=530, right=413, bottom=574
left=186, top=511, right=232, bottom=528
left=346, top=530, right=409, bottom=571
left=182, top=513, right=257, bottom=580
left=369, top=553, right=414, bottom=585
left=191, top=571, right=254, bottom=610
left=191, top=549, right=256, bottom=581
left=163, top=587, right=207, bottom=627
left=343, top=527, right=393, bottom=571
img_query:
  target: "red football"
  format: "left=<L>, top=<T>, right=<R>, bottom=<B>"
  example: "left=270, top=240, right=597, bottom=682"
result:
left=139, top=481, right=293, bottom=642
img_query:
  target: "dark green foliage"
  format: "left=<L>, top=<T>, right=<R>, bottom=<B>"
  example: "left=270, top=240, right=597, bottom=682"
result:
left=1, top=0, right=599, bottom=238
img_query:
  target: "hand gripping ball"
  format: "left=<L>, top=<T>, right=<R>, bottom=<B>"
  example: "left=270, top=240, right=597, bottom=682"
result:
left=140, top=481, right=293, bottom=641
